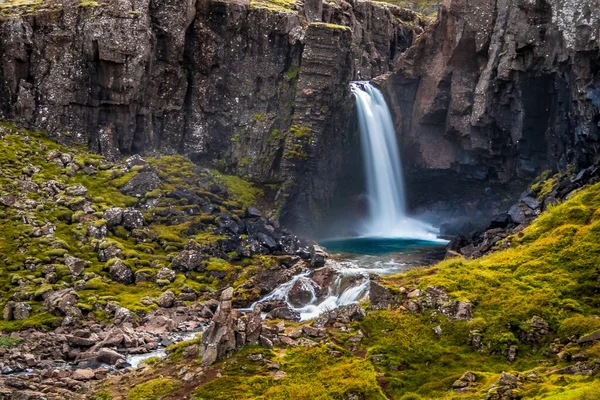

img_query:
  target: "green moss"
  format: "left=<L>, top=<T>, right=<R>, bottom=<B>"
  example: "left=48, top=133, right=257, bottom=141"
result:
left=249, top=0, right=296, bottom=13
left=252, top=113, right=266, bottom=122
left=289, top=124, right=312, bottom=139
left=283, top=143, right=307, bottom=160
left=193, top=345, right=385, bottom=399
left=309, top=22, right=352, bottom=31
left=0, top=336, right=22, bottom=348
left=267, top=128, right=284, bottom=142
left=79, top=0, right=100, bottom=6
left=127, top=378, right=177, bottom=400
left=210, top=171, right=264, bottom=208
left=284, top=64, right=300, bottom=80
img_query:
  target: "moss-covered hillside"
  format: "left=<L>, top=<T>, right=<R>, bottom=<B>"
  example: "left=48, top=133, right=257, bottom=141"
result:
left=0, top=123, right=304, bottom=332
left=102, top=180, right=600, bottom=399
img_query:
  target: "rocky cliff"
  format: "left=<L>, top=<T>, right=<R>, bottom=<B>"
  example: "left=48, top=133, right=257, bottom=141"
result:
left=381, top=0, right=600, bottom=231
left=0, top=0, right=425, bottom=234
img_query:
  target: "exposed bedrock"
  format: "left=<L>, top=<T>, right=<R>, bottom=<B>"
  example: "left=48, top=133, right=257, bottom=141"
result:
left=0, top=0, right=425, bottom=234
left=379, top=0, right=600, bottom=232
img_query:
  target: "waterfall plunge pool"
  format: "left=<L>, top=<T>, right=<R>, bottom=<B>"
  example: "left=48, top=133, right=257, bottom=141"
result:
left=320, top=236, right=444, bottom=256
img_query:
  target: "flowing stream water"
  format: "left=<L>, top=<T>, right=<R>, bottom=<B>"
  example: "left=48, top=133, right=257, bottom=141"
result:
left=245, top=82, right=445, bottom=322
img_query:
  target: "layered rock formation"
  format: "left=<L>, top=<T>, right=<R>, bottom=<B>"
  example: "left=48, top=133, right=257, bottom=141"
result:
left=382, top=0, right=600, bottom=230
left=0, top=0, right=425, bottom=233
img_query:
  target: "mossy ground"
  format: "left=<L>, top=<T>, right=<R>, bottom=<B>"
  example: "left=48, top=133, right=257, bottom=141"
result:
left=0, top=123, right=277, bottom=331
left=98, top=180, right=600, bottom=399
left=249, top=0, right=297, bottom=13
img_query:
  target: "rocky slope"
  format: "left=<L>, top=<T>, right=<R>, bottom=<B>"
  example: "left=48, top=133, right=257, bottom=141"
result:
left=0, top=122, right=329, bottom=398
left=0, top=0, right=426, bottom=234
left=381, top=0, right=600, bottom=232
left=94, top=177, right=600, bottom=399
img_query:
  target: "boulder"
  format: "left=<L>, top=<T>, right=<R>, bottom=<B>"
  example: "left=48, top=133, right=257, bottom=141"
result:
left=134, top=270, right=155, bottom=283
left=120, top=169, right=161, bottom=198
left=245, top=206, right=262, bottom=218
left=313, top=303, right=365, bottom=328
left=288, top=279, right=318, bottom=308
left=310, top=245, right=328, bottom=268
left=125, top=155, right=148, bottom=169
left=122, top=208, right=144, bottom=229
left=266, top=306, right=301, bottom=322
left=96, top=348, right=125, bottom=365
left=578, top=329, right=600, bottom=345
left=171, top=249, right=206, bottom=272
left=200, top=287, right=237, bottom=367
left=64, top=255, right=86, bottom=277
left=109, top=260, right=134, bottom=284
left=65, top=185, right=87, bottom=196
left=157, top=290, right=176, bottom=308
left=103, top=207, right=124, bottom=227
left=44, top=289, right=78, bottom=316
left=156, top=267, right=176, bottom=282
left=72, top=368, right=95, bottom=381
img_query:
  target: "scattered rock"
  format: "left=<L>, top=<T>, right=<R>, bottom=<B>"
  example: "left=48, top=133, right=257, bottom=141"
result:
left=109, top=260, right=134, bottom=285
left=64, top=255, right=86, bottom=277
left=157, top=291, right=176, bottom=308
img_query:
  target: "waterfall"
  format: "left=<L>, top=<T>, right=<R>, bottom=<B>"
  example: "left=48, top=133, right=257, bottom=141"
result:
left=351, top=81, right=439, bottom=240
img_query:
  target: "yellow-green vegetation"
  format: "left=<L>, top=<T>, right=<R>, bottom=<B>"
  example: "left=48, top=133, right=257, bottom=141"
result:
left=252, top=113, right=267, bottom=122
left=357, top=181, right=600, bottom=398
left=78, top=0, right=101, bottom=7
left=0, top=123, right=277, bottom=331
left=134, top=181, right=600, bottom=400
left=309, top=22, right=352, bottom=32
left=249, top=0, right=296, bottom=13
left=530, top=170, right=558, bottom=200
left=128, top=378, right=176, bottom=400
left=210, top=170, right=264, bottom=208
left=267, top=128, right=284, bottom=142
left=289, top=124, right=312, bottom=139
left=0, top=0, right=49, bottom=17
left=192, top=345, right=385, bottom=400
left=375, top=0, right=438, bottom=17
left=0, top=335, right=22, bottom=348
left=283, top=143, right=308, bottom=160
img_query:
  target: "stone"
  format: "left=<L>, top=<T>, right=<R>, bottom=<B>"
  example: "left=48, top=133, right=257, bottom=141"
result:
left=577, top=329, right=600, bottom=345
left=156, top=267, right=176, bottom=282
left=265, top=306, right=301, bottom=322
left=135, top=270, right=155, bottom=283
left=246, top=206, right=262, bottom=218
left=122, top=208, right=144, bottom=229
left=310, top=245, right=328, bottom=268
left=13, top=302, right=32, bottom=320
left=125, top=155, right=148, bottom=169
left=65, top=185, right=87, bottom=196
left=200, top=287, right=237, bottom=367
left=109, top=260, right=134, bottom=284
left=302, top=325, right=326, bottom=338
left=72, top=368, right=95, bottom=380
left=103, top=207, right=124, bottom=227
left=96, top=348, right=125, bottom=365
left=157, top=290, right=176, bottom=308
left=120, top=169, right=161, bottom=198
left=452, top=371, right=477, bottom=389
left=64, top=255, right=86, bottom=277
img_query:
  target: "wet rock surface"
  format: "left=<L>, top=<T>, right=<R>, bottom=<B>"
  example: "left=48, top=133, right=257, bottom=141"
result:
left=0, top=0, right=426, bottom=234
left=382, top=0, right=600, bottom=233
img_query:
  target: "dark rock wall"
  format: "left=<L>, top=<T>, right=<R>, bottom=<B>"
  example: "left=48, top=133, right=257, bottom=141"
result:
left=381, top=0, right=600, bottom=230
left=0, top=0, right=424, bottom=235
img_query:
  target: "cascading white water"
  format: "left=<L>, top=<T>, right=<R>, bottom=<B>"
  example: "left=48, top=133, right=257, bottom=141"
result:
left=351, top=81, right=439, bottom=240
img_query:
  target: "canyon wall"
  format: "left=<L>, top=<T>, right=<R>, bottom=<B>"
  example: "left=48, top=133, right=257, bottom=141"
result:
left=381, top=0, right=600, bottom=231
left=0, top=0, right=424, bottom=234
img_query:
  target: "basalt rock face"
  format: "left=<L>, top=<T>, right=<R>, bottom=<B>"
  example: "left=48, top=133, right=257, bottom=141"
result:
left=381, top=0, right=600, bottom=232
left=0, top=0, right=425, bottom=234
